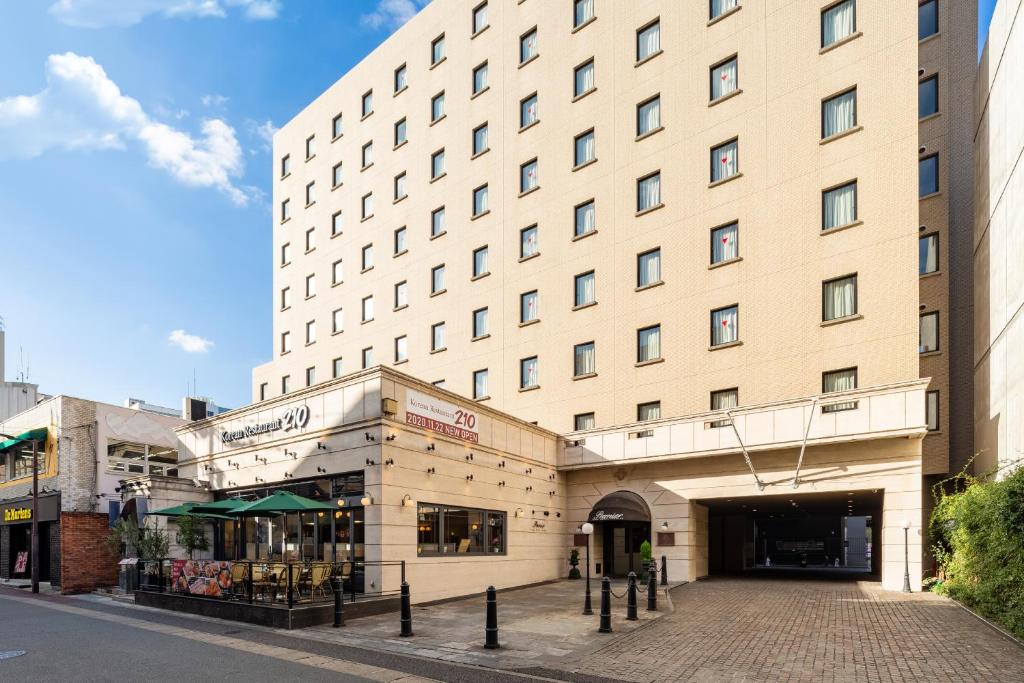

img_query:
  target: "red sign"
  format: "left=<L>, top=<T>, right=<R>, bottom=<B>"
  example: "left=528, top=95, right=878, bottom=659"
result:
left=13, top=551, right=28, bottom=574
left=405, top=390, right=479, bottom=443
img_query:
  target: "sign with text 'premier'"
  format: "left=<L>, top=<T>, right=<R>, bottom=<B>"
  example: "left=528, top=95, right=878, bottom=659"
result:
left=405, top=390, right=479, bottom=443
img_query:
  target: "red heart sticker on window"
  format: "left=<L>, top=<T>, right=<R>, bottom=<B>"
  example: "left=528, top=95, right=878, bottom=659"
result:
left=722, top=319, right=728, bottom=326
left=722, top=236, right=729, bottom=244
left=721, top=157, right=728, bottom=164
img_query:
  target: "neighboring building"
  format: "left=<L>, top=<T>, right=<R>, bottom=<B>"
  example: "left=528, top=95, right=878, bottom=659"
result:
left=974, top=0, right=1024, bottom=479
left=0, top=325, right=43, bottom=421
left=125, top=396, right=232, bottom=420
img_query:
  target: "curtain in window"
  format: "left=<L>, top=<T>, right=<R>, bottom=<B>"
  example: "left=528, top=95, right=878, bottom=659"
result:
left=522, top=292, right=538, bottom=321
left=475, top=187, right=488, bottom=214
left=639, top=174, right=661, bottom=210
left=712, top=223, right=739, bottom=263
left=474, top=309, right=488, bottom=336
left=576, top=273, right=595, bottom=306
left=823, top=90, right=856, bottom=137
left=823, top=183, right=856, bottom=229
left=521, top=358, right=538, bottom=387
left=575, top=344, right=596, bottom=376
left=823, top=277, right=856, bottom=320
left=824, top=370, right=856, bottom=393
left=521, top=163, right=538, bottom=191
left=712, top=141, right=738, bottom=181
left=576, top=133, right=595, bottom=165
left=712, top=390, right=738, bottom=410
left=333, top=309, right=343, bottom=333
left=638, top=403, right=661, bottom=421
left=822, top=0, right=854, bottom=46
left=639, top=98, right=660, bottom=135
left=432, top=209, right=445, bottom=235
left=575, top=0, right=594, bottom=25
left=919, top=235, right=937, bottom=274
left=523, top=98, right=538, bottom=125
left=433, top=325, right=445, bottom=350
left=474, top=5, right=487, bottom=32
left=522, top=32, right=537, bottom=61
left=639, top=251, right=660, bottom=286
left=474, top=126, right=488, bottom=153
left=638, top=326, right=661, bottom=361
left=711, top=0, right=740, bottom=19
left=920, top=314, right=938, bottom=352
left=396, top=284, right=407, bottom=307
left=474, top=65, right=488, bottom=93
left=432, top=268, right=445, bottom=292
left=711, top=59, right=738, bottom=100
left=395, top=337, right=407, bottom=362
left=363, top=298, right=374, bottom=321
left=575, top=413, right=595, bottom=430
left=474, top=371, right=488, bottom=398
left=638, top=24, right=660, bottom=60
left=575, top=63, right=594, bottom=95
left=926, top=392, right=939, bottom=430
left=474, top=249, right=488, bottom=275
left=576, top=202, right=595, bottom=235
left=712, top=307, right=738, bottom=345
left=522, top=229, right=538, bottom=257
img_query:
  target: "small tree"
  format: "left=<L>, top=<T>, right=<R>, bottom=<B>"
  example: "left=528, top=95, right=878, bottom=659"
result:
left=568, top=547, right=581, bottom=579
left=639, top=540, right=653, bottom=582
left=174, top=514, right=209, bottom=559
left=105, top=518, right=169, bottom=560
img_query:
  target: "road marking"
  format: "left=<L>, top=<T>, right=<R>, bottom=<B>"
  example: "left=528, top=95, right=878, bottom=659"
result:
left=0, top=592, right=434, bottom=682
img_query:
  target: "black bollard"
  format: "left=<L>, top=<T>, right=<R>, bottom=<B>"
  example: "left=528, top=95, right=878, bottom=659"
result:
left=626, top=572, right=638, bottom=621
left=598, top=577, right=612, bottom=633
left=661, top=555, right=668, bottom=585
left=158, top=559, right=164, bottom=593
left=484, top=586, right=500, bottom=649
left=647, top=561, right=658, bottom=611
left=400, top=581, right=413, bottom=637
left=332, top=577, right=344, bottom=627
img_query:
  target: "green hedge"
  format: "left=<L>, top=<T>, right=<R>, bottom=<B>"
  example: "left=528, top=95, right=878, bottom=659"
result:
left=929, top=466, right=1024, bottom=638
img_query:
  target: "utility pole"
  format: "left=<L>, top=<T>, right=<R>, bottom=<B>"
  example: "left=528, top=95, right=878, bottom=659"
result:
left=31, top=437, right=39, bottom=593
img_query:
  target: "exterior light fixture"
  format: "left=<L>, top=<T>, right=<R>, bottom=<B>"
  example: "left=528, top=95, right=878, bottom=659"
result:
left=402, top=494, right=414, bottom=507
left=514, top=508, right=524, bottom=518
left=426, top=444, right=436, bottom=451
left=661, top=522, right=669, bottom=530
left=336, top=499, right=346, bottom=507
left=360, top=495, right=374, bottom=506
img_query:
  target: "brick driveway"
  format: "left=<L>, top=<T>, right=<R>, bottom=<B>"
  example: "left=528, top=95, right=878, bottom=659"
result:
left=562, top=577, right=1024, bottom=683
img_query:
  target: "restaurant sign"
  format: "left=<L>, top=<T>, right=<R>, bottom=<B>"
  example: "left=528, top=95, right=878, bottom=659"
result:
left=405, top=390, right=479, bottom=443
left=220, top=406, right=310, bottom=444
left=4, top=507, right=31, bottom=523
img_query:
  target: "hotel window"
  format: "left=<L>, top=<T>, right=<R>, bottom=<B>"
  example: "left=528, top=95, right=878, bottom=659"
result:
left=574, top=412, right=596, bottom=430
left=362, top=347, right=374, bottom=369
left=637, top=401, right=661, bottom=422
left=305, top=181, right=316, bottom=205
left=521, top=159, right=539, bottom=193
left=919, top=0, right=938, bottom=39
left=575, top=200, right=596, bottom=237
left=280, top=286, right=291, bottom=310
left=920, top=234, right=939, bottom=275
left=305, top=273, right=316, bottom=298
left=431, top=148, right=446, bottom=180
left=637, top=248, right=661, bottom=287
left=920, top=312, right=939, bottom=353
left=332, top=357, right=343, bottom=378
left=306, top=320, right=316, bottom=345
left=332, top=259, right=343, bottom=285
left=332, top=162, right=343, bottom=188
left=332, top=113, right=343, bottom=139
left=431, top=34, right=445, bottom=65
left=362, top=141, right=374, bottom=168
left=431, top=92, right=446, bottom=122
left=637, top=96, right=661, bottom=137
left=280, top=154, right=290, bottom=177
left=637, top=172, right=661, bottom=211
left=473, top=122, right=489, bottom=155
left=432, top=322, right=446, bottom=351
left=711, top=222, right=739, bottom=264
left=431, top=264, right=446, bottom=294
left=574, top=342, right=596, bottom=377
left=574, top=271, right=596, bottom=307
left=394, top=226, right=407, bottom=254
left=394, top=118, right=407, bottom=146
left=362, top=192, right=374, bottom=219
left=259, top=382, right=268, bottom=401
left=431, top=207, right=446, bottom=237
left=473, top=184, right=489, bottom=216
left=521, top=290, right=539, bottom=323
left=710, top=0, right=740, bottom=21
left=926, top=390, right=940, bottom=431
left=472, top=62, right=489, bottom=95
left=636, top=20, right=661, bottom=62
left=332, top=308, right=344, bottom=334
left=823, top=368, right=858, bottom=412
left=362, top=244, right=374, bottom=270
left=362, top=90, right=373, bottom=117
left=280, top=331, right=291, bottom=354
left=473, top=307, right=488, bottom=338
left=281, top=375, right=291, bottom=394
left=281, top=198, right=290, bottom=222
left=711, top=139, right=739, bottom=182
left=473, top=246, right=489, bottom=278
left=710, top=56, right=738, bottom=101
left=574, top=59, right=595, bottom=98
left=417, top=504, right=506, bottom=556
left=394, top=336, right=408, bottom=363
left=305, top=227, right=316, bottom=252
left=637, top=325, right=661, bottom=363
left=362, top=295, right=374, bottom=322
left=711, top=388, right=738, bottom=414
left=281, top=242, right=291, bottom=265
left=394, top=281, right=408, bottom=309
left=520, top=93, right=538, bottom=128
left=332, top=211, right=343, bottom=236
left=822, top=88, right=857, bottom=139
left=394, top=172, right=408, bottom=201
left=520, top=28, right=538, bottom=64
left=473, top=369, right=489, bottom=398
left=394, top=63, right=407, bottom=93
left=711, top=305, right=739, bottom=346
left=520, top=356, right=539, bottom=389
left=574, top=130, right=595, bottom=167
left=822, top=0, right=855, bottom=47
left=920, top=154, right=939, bottom=196
left=472, top=2, right=488, bottom=35
left=574, top=0, right=594, bottom=28
left=520, top=225, right=539, bottom=259
left=822, top=181, right=857, bottom=230
left=822, top=275, right=857, bottom=321
left=919, top=75, right=938, bottom=118
left=305, top=135, right=315, bottom=159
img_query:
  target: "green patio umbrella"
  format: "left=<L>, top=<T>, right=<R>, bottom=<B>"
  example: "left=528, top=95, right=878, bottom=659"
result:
left=147, top=502, right=232, bottom=520
left=188, top=498, right=252, bottom=515
left=225, top=490, right=334, bottom=516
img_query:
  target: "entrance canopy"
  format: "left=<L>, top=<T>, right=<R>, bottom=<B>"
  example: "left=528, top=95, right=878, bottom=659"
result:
left=587, top=490, right=650, bottom=523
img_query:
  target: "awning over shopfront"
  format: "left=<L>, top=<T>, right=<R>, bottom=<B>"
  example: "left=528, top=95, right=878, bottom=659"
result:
left=0, top=428, right=48, bottom=451
left=147, top=502, right=231, bottom=520
left=225, top=490, right=334, bottom=516
left=587, top=490, right=651, bottom=523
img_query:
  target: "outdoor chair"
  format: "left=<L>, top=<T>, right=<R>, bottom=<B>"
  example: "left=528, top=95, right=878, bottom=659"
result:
left=305, top=563, right=332, bottom=599
left=229, top=562, right=249, bottom=600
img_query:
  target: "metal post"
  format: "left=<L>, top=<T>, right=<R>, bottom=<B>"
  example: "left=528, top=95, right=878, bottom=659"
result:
left=598, top=577, right=612, bottom=633
left=484, top=586, right=500, bottom=649
left=350, top=561, right=357, bottom=603
left=158, top=559, right=164, bottom=593
left=626, top=572, right=638, bottom=621
left=647, top=561, right=658, bottom=611
left=400, top=581, right=413, bottom=637
left=287, top=563, right=295, bottom=608
left=583, top=540, right=593, bottom=615
left=31, top=439, right=39, bottom=593
left=136, top=559, right=141, bottom=592
left=661, top=555, right=668, bottom=586
left=332, top=576, right=344, bottom=627
left=247, top=561, right=254, bottom=604
left=902, top=527, right=912, bottom=593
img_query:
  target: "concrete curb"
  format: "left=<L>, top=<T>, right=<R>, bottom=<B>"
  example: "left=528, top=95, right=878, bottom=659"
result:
left=949, top=597, right=1024, bottom=650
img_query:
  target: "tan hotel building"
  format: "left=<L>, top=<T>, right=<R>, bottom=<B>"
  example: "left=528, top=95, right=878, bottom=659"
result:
left=157, top=0, right=979, bottom=599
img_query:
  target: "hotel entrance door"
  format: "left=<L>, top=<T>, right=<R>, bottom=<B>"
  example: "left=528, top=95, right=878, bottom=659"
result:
left=602, top=522, right=650, bottom=578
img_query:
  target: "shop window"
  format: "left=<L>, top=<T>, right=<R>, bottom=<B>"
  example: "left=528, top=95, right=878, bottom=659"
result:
left=417, top=504, right=505, bottom=555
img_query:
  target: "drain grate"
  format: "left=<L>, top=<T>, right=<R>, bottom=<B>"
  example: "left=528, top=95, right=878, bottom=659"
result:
left=0, top=651, right=26, bottom=661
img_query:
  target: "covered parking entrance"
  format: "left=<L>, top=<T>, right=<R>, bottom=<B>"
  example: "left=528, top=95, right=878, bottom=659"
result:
left=702, top=490, right=882, bottom=578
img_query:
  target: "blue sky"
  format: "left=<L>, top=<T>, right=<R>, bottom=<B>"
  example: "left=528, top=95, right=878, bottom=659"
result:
left=0, top=0, right=999, bottom=411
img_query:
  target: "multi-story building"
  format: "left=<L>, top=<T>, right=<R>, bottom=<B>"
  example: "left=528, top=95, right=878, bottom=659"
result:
left=0, top=324, right=44, bottom=421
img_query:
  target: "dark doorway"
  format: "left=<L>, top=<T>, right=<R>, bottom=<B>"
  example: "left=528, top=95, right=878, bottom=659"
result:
left=7, top=523, right=50, bottom=580
left=601, top=522, right=651, bottom=578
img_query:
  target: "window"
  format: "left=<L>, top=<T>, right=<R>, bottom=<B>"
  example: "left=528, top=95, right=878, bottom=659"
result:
left=472, top=2, right=488, bottom=34
left=637, top=172, right=661, bottom=211
left=823, top=368, right=858, bottom=412
left=520, top=28, right=538, bottom=64
left=281, top=198, right=291, bottom=222
left=574, top=342, right=596, bottom=377
left=520, top=225, right=538, bottom=259
left=394, top=226, right=407, bottom=254
left=520, top=357, right=539, bottom=389
left=710, top=388, right=739, bottom=426
left=362, top=295, right=374, bottom=322
left=332, top=211, right=343, bottom=236
left=280, top=154, right=290, bottom=177
left=280, top=286, right=291, bottom=310
left=305, top=273, right=317, bottom=298
left=332, top=357, right=343, bottom=378
left=575, top=200, right=596, bottom=237
left=822, top=0, right=856, bottom=47
left=431, top=207, right=446, bottom=237
left=394, top=63, right=407, bottom=93
left=920, top=154, right=939, bottom=196
left=574, top=59, right=595, bottom=97
left=473, top=246, right=489, bottom=278
left=920, top=312, right=939, bottom=353
left=822, top=88, right=857, bottom=138
left=332, top=259, right=343, bottom=285
left=394, top=172, right=408, bottom=201
left=362, top=90, right=373, bottom=117
left=362, top=347, right=374, bottom=369
left=473, top=369, right=489, bottom=398
left=521, top=290, right=539, bottom=323
left=710, top=0, right=740, bottom=21
left=473, top=307, right=488, bottom=338
left=574, top=0, right=594, bottom=28
left=332, top=308, right=344, bottom=334
left=431, top=92, right=446, bottom=122
left=417, top=504, right=505, bottom=556
left=574, top=413, right=596, bottom=430
left=362, top=141, right=374, bottom=168
left=574, top=130, right=595, bottom=167
left=281, top=375, right=291, bottom=394
left=637, top=325, right=661, bottom=363
left=520, top=159, right=539, bottom=192
left=574, top=271, right=596, bottom=307
left=394, top=335, right=408, bottom=363
left=710, top=56, right=738, bottom=101
left=305, top=181, right=316, bottom=205
left=919, top=75, right=938, bottom=118
left=711, top=140, right=739, bottom=182
left=822, top=275, right=857, bottom=321
left=362, top=192, right=374, bottom=219
left=637, top=248, right=661, bottom=287
left=637, top=401, right=661, bottom=422
left=305, top=227, right=316, bottom=252
left=636, top=20, right=661, bottom=62
left=394, top=118, right=407, bottom=146
left=711, top=305, right=739, bottom=346
left=259, top=382, right=268, bottom=401
left=520, top=94, right=538, bottom=128
left=332, top=162, right=343, bottom=188
left=332, top=113, right=343, bottom=139
left=920, top=234, right=939, bottom=275
left=431, top=264, right=446, bottom=294
left=919, top=0, right=938, bottom=40
left=281, top=242, right=291, bottom=265
left=394, top=281, right=408, bottom=309
left=305, top=135, right=316, bottom=159
left=306, top=320, right=316, bottom=344
left=473, top=184, right=489, bottom=216
left=473, top=62, right=489, bottom=95
left=473, top=123, right=489, bottom=155
left=432, top=322, right=446, bottom=351
left=637, top=96, right=661, bottom=136
left=711, top=222, right=739, bottom=264
left=362, top=244, right=374, bottom=270
left=926, top=390, right=939, bottom=431
left=280, top=331, right=291, bottom=354
left=822, top=181, right=858, bottom=229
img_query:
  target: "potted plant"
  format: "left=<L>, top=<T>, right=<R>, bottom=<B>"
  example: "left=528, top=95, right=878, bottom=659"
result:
left=568, top=547, right=582, bottom=579
left=639, top=540, right=653, bottom=583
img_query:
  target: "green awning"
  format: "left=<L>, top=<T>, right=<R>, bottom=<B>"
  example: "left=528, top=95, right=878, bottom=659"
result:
left=147, top=502, right=231, bottom=520
left=188, top=499, right=250, bottom=515
left=0, top=428, right=48, bottom=452
left=226, top=490, right=334, bottom=517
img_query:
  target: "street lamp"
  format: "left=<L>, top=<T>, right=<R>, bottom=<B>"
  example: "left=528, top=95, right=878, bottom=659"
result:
left=581, top=522, right=594, bottom=615
left=1, top=432, right=39, bottom=594
left=901, top=518, right=912, bottom=593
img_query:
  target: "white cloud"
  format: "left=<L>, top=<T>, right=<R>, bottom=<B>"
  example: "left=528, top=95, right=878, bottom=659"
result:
left=0, top=52, right=253, bottom=205
left=168, top=329, right=214, bottom=353
left=200, top=94, right=229, bottom=108
left=361, top=0, right=429, bottom=31
left=48, top=0, right=281, bottom=28
left=250, top=119, right=277, bottom=151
